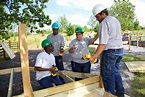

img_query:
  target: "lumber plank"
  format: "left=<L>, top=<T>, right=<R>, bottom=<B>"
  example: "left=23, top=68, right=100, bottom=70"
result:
left=47, top=83, right=99, bottom=97
left=58, top=71, right=75, bottom=83
left=0, top=42, right=15, bottom=59
left=13, top=76, right=99, bottom=97
left=7, top=69, right=14, bottom=97
left=61, top=71, right=97, bottom=78
left=18, top=24, right=34, bottom=97
left=125, top=61, right=145, bottom=72
left=0, top=67, right=21, bottom=75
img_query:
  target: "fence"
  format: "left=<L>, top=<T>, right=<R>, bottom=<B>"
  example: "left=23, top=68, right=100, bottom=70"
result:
left=7, top=41, right=19, bottom=52
left=0, top=41, right=18, bottom=58
left=0, top=45, right=6, bottom=58
left=122, top=34, right=145, bottom=47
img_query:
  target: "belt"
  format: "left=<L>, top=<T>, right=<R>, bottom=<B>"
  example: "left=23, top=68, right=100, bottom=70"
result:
left=104, top=48, right=123, bottom=52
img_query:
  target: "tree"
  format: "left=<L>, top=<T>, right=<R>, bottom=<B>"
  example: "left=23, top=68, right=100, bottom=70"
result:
left=133, top=19, right=141, bottom=30
left=87, top=15, right=97, bottom=30
left=0, top=0, right=51, bottom=39
left=83, top=26, right=90, bottom=32
left=66, top=23, right=74, bottom=37
left=57, top=15, right=69, bottom=33
left=94, top=23, right=100, bottom=32
left=36, top=29, right=46, bottom=36
left=109, top=0, right=136, bottom=31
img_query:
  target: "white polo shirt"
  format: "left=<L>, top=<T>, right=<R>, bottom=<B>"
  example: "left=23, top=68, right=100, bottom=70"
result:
left=35, top=51, right=56, bottom=80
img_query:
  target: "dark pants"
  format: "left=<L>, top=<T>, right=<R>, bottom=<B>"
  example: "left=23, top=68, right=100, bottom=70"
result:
left=101, top=48, right=124, bottom=96
left=55, top=56, right=64, bottom=70
left=71, top=61, right=91, bottom=81
left=38, top=76, right=63, bottom=89
left=55, top=56, right=65, bottom=84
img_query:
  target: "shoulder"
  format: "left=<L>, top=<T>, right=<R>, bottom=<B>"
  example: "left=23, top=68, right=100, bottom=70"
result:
left=104, top=16, right=118, bottom=22
left=47, top=34, right=53, bottom=38
left=71, top=39, right=77, bottom=42
left=58, top=34, right=64, bottom=37
left=37, top=51, right=46, bottom=57
left=50, top=53, right=54, bottom=56
left=83, top=37, right=90, bottom=41
left=69, top=39, right=76, bottom=45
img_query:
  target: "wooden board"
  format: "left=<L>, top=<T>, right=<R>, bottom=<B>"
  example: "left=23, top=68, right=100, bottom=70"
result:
left=125, top=61, right=145, bottom=72
left=0, top=42, right=15, bottom=59
left=18, top=24, right=34, bottom=97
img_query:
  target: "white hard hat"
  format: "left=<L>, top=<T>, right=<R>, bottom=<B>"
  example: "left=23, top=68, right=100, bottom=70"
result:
left=92, top=4, right=107, bottom=16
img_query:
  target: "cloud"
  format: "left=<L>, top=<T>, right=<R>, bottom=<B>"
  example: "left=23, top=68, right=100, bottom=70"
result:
left=56, top=0, right=114, bottom=11
left=43, top=0, right=145, bottom=30
left=66, top=14, right=88, bottom=26
left=56, top=0, right=145, bottom=26
left=130, top=0, right=145, bottom=26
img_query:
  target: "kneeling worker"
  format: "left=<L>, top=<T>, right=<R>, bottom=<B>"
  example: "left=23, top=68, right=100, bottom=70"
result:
left=35, top=39, right=63, bottom=88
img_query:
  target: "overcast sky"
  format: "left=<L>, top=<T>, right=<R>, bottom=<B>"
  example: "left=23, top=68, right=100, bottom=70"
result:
left=43, top=0, right=145, bottom=29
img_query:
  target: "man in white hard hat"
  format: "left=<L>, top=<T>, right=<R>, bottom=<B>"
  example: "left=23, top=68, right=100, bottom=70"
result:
left=90, top=4, right=124, bottom=97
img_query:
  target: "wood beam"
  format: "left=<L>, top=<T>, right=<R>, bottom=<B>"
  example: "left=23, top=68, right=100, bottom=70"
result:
left=13, top=76, right=99, bottom=97
left=0, top=67, right=21, bottom=75
left=58, top=71, right=75, bottom=83
left=7, top=69, right=14, bottom=97
left=18, top=24, right=34, bottom=97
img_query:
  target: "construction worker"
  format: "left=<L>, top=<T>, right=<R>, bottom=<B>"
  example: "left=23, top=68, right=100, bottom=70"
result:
left=69, top=27, right=98, bottom=81
left=47, top=22, right=65, bottom=70
left=90, top=4, right=124, bottom=97
left=47, top=22, right=65, bottom=84
left=34, top=39, right=63, bottom=88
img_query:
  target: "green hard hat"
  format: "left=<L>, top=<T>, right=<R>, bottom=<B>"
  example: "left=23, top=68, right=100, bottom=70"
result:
left=41, top=39, right=52, bottom=48
left=75, top=27, right=84, bottom=33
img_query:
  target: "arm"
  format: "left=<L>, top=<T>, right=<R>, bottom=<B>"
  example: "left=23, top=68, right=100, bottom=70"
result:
left=69, top=45, right=76, bottom=53
left=91, top=33, right=99, bottom=43
left=89, top=44, right=106, bottom=62
left=35, top=66, right=55, bottom=72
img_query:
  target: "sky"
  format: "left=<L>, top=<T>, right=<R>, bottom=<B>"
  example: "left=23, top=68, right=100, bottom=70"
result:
left=43, top=0, right=145, bottom=30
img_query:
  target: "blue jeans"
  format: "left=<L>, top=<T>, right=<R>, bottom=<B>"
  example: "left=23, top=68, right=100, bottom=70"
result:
left=38, top=76, right=63, bottom=89
left=55, top=56, right=64, bottom=70
left=55, top=56, right=65, bottom=83
left=71, top=61, right=91, bottom=81
left=101, top=48, right=124, bottom=96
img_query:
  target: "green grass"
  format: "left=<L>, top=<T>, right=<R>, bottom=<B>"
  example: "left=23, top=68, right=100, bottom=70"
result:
left=122, top=55, right=145, bottom=97
left=132, top=72, right=145, bottom=97
left=122, top=55, right=145, bottom=62
left=89, top=47, right=96, bottom=54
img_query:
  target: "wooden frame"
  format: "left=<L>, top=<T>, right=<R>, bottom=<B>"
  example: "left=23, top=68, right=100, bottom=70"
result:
left=0, top=67, right=116, bottom=97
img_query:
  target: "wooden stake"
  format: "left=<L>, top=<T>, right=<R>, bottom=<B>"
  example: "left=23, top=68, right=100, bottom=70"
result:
left=18, top=24, right=34, bottom=97
left=99, top=54, right=104, bottom=88
left=137, top=31, right=139, bottom=47
left=128, top=32, right=131, bottom=51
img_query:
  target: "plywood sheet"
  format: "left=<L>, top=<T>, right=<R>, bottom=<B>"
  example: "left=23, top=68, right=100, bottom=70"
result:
left=125, top=61, right=145, bottom=72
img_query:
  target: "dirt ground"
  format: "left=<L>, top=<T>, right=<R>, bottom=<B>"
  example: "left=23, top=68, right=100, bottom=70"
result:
left=0, top=46, right=144, bottom=97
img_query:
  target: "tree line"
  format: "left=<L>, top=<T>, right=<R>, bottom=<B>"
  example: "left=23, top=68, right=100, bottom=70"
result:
left=0, top=0, right=144, bottom=40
